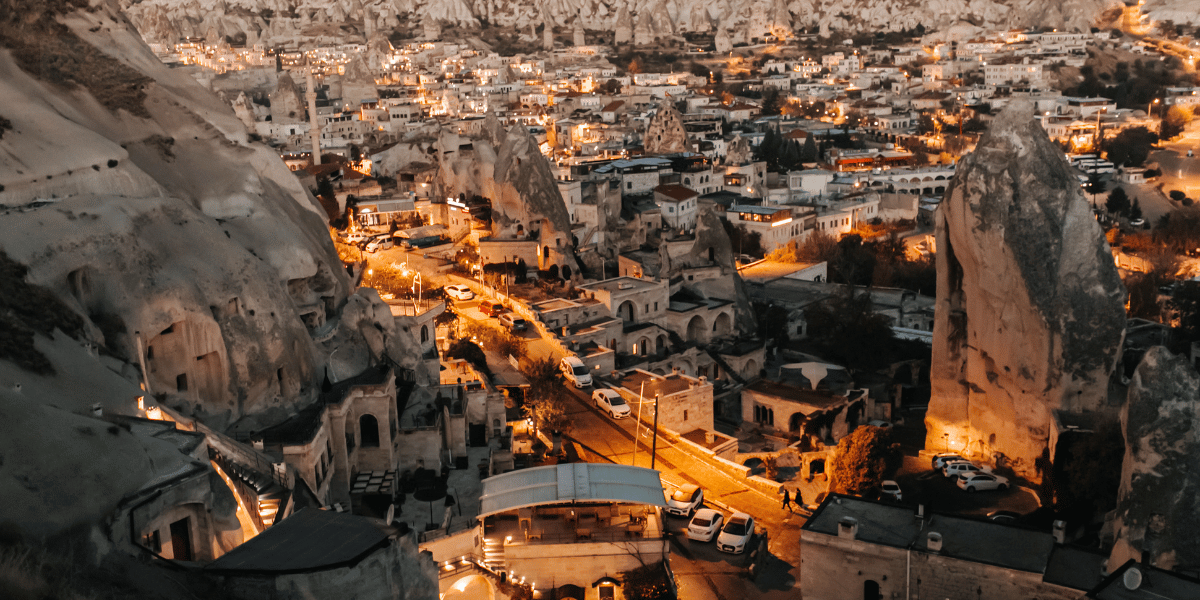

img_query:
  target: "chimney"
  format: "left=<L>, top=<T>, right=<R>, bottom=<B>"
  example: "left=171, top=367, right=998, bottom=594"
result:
left=926, top=532, right=943, bottom=552
left=705, top=431, right=716, bottom=444
left=1052, top=520, right=1066, bottom=544
left=672, top=367, right=680, bottom=376
left=699, top=375, right=708, bottom=384
left=916, top=504, right=925, bottom=520
left=838, top=517, right=858, bottom=540
left=252, top=439, right=265, bottom=450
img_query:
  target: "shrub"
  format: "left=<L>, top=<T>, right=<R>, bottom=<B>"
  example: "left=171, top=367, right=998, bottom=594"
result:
left=1170, top=190, right=1186, bottom=201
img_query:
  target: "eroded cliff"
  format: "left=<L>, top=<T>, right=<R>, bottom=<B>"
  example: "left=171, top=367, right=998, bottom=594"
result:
left=925, top=101, right=1126, bottom=482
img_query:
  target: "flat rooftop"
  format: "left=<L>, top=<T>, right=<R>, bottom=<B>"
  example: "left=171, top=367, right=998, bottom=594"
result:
left=804, top=495, right=1058, bottom=574
left=206, top=508, right=390, bottom=574
left=580, top=276, right=662, bottom=295
left=746, top=380, right=854, bottom=412
left=737, top=260, right=823, bottom=284
left=618, top=371, right=704, bottom=399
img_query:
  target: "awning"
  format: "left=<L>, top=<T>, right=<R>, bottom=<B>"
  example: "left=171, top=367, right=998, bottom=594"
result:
left=479, top=463, right=667, bottom=517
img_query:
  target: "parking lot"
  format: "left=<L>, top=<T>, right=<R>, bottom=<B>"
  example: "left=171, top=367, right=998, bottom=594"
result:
left=889, top=455, right=1042, bottom=518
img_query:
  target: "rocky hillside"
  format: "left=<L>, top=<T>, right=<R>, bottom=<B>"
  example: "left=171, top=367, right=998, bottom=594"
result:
left=0, top=0, right=423, bottom=432
left=118, top=0, right=1200, bottom=49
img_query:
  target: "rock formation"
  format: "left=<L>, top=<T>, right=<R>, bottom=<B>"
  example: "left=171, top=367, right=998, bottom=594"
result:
left=613, top=5, right=632, bottom=44
left=714, top=27, right=732, bottom=53
left=573, top=19, right=585, bottom=46
left=340, top=52, right=378, bottom=108
left=725, top=134, right=751, bottom=165
left=268, top=71, right=305, bottom=123
left=644, top=100, right=688, bottom=155
left=120, top=0, right=1189, bottom=42
left=633, top=14, right=654, bottom=46
left=0, top=0, right=427, bottom=434
left=925, top=101, right=1126, bottom=482
left=1109, top=347, right=1200, bottom=573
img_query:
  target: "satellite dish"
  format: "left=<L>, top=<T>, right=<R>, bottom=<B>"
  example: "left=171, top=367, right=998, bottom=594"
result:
left=386, top=504, right=396, bottom=525
left=1123, top=567, right=1143, bottom=590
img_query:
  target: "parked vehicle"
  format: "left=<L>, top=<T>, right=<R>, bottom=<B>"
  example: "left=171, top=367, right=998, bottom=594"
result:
left=444, top=285, right=475, bottom=301
left=987, top=510, right=1021, bottom=523
left=687, top=508, right=724, bottom=542
left=592, top=389, right=630, bottom=419
left=343, top=231, right=370, bottom=244
left=365, top=236, right=394, bottom=253
left=866, top=419, right=893, bottom=430
left=666, top=484, right=704, bottom=517
left=880, top=480, right=902, bottom=502
left=957, top=473, right=1010, bottom=492
left=931, top=453, right=965, bottom=471
left=717, top=512, right=755, bottom=554
left=560, top=356, right=592, bottom=388
left=499, top=313, right=529, bottom=332
left=942, top=460, right=985, bottom=479
left=479, top=300, right=505, bottom=317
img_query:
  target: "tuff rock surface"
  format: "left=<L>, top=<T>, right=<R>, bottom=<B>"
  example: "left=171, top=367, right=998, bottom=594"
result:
left=925, top=101, right=1126, bottom=482
left=1109, top=347, right=1200, bottom=573
left=0, top=0, right=426, bottom=431
left=119, top=0, right=1200, bottom=49
left=643, top=100, right=688, bottom=155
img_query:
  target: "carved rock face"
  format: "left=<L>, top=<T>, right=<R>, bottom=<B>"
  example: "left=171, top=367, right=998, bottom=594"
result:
left=925, top=100, right=1126, bottom=482
left=1110, top=347, right=1200, bottom=573
left=643, top=101, right=688, bottom=155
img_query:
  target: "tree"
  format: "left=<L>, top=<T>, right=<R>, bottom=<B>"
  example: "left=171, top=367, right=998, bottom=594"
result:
left=829, top=425, right=902, bottom=497
left=1084, top=171, right=1107, bottom=202
left=801, top=134, right=819, bottom=163
left=802, top=288, right=895, bottom=372
left=521, top=358, right=567, bottom=438
left=1161, top=105, right=1193, bottom=141
left=1129, top=198, right=1143, bottom=221
left=1106, top=187, right=1131, bottom=216
left=1103, top=126, right=1156, bottom=166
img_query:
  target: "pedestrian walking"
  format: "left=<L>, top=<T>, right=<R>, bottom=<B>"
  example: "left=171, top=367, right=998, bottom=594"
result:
left=782, top=488, right=792, bottom=512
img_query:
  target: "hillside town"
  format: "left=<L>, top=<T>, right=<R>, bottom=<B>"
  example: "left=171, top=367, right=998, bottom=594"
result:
left=3, top=0, right=1200, bottom=599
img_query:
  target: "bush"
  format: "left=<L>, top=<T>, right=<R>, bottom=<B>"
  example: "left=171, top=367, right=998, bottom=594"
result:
left=445, top=339, right=489, bottom=375
left=1170, top=190, right=1187, bottom=201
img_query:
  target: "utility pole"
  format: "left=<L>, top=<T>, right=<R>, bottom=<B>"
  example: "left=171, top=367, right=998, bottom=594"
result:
left=632, top=381, right=645, bottom=466
left=650, top=393, right=661, bottom=471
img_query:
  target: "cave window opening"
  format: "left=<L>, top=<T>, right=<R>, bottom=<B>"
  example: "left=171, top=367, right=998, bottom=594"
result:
left=176, top=374, right=188, bottom=392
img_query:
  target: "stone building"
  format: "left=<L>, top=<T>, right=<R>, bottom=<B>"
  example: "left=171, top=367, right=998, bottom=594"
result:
left=801, top=495, right=1105, bottom=600
left=614, top=369, right=715, bottom=434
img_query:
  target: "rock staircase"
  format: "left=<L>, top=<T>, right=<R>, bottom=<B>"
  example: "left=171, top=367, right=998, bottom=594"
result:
left=481, top=536, right=506, bottom=573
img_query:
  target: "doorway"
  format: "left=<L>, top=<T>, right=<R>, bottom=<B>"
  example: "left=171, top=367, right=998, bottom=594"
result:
left=169, top=517, right=193, bottom=561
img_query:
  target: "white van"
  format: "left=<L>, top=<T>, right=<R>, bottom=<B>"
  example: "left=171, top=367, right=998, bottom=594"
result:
left=560, top=356, right=592, bottom=388
left=365, top=236, right=394, bottom=253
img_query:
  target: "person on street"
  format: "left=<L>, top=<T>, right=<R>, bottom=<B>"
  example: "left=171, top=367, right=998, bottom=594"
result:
left=782, top=488, right=792, bottom=512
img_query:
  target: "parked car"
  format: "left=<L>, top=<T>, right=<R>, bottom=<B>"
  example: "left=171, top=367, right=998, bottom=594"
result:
left=592, top=389, right=630, bottom=419
left=560, top=356, right=592, bottom=388
left=931, top=453, right=966, bottom=471
left=365, top=236, right=394, bottom=253
left=687, top=508, right=724, bottom=542
left=499, top=313, right=529, bottom=332
left=957, top=473, right=1010, bottom=493
left=479, top=300, right=505, bottom=317
left=866, top=419, right=893, bottom=430
left=343, top=231, right=370, bottom=244
left=666, top=484, right=704, bottom=517
left=445, top=285, right=475, bottom=301
left=880, top=480, right=902, bottom=502
left=717, top=512, right=755, bottom=554
left=942, top=460, right=985, bottom=479
left=987, top=510, right=1022, bottom=523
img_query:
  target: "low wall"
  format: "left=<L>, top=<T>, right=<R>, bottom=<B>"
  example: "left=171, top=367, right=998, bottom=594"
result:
left=504, top=538, right=669, bottom=588
left=419, top=526, right=480, bottom=563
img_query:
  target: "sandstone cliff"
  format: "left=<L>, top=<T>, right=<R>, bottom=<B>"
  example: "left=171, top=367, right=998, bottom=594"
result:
left=925, top=101, right=1126, bottom=482
left=1109, top=347, right=1200, bottom=573
left=120, top=0, right=1199, bottom=46
left=0, top=0, right=424, bottom=431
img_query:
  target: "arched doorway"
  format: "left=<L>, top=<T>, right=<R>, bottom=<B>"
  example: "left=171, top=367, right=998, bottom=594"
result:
left=638, top=337, right=650, bottom=356
left=618, top=300, right=636, bottom=322
left=656, top=335, right=666, bottom=353
left=863, top=580, right=880, bottom=600
left=444, top=574, right=497, bottom=600
left=712, top=312, right=732, bottom=338
left=744, top=359, right=759, bottom=379
left=420, top=325, right=429, bottom=343
left=686, top=315, right=706, bottom=343
left=359, top=414, right=380, bottom=447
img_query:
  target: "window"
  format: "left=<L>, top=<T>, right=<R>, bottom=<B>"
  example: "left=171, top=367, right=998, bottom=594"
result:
left=683, top=410, right=688, bottom=421
left=359, top=414, right=380, bottom=447
left=176, top=374, right=188, bottom=392
left=627, top=182, right=632, bottom=189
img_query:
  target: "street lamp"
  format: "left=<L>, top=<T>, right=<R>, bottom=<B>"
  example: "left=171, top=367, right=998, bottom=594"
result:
left=1148, top=98, right=1159, bottom=117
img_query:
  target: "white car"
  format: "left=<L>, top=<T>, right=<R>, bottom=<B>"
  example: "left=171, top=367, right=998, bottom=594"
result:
left=444, top=285, right=475, bottom=301
left=931, top=453, right=966, bottom=471
left=957, top=473, right=1010, bottom=493
left=365, top=236, right=394, bottom=253
left=592, top=389, right=630, bottom=419
left=560, top=356, right=592, bottom=388
left=343, top=231, right=370, bottom=244
left=665, top=483, right=704, bottom=517
left=942, top=460, right=985, bottom=479
left=686, top=508, right=724, bottom=542
left=881, top=480, right=902, bottom=501
left=717, top=512, right=755, bottom=554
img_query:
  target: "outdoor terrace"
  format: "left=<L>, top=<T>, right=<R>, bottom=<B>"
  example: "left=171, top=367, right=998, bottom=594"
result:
left=483, top=503, right=664, bottom=545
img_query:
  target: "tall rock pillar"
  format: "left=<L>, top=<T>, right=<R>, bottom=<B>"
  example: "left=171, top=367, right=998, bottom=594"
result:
left=925, top=101, right=1126, bottom=482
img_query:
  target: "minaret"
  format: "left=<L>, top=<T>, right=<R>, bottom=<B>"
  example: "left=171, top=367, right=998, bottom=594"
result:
left=305, top=62, right=322, bottom=166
